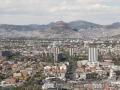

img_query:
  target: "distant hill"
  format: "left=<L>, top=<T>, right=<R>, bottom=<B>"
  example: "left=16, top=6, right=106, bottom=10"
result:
left=68, top=20, right=102, bottom=30
left=0, top=20, right=120, bottom=39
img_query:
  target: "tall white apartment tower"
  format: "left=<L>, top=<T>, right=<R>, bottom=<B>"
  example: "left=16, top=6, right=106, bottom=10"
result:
left=69, top=48, right=74, bottom=56
left=88, top=46, right=98, bottom=62
left=53, top=47, right=60, bottom=62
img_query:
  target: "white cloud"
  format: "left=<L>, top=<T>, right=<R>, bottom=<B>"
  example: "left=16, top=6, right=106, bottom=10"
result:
left=85, top=4, right=110, bottom=11
left=77, top=0, right=99, bottom=4
left=0, top=0, right=119, bottom=24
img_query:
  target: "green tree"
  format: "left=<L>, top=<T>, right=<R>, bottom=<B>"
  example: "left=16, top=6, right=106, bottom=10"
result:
left=65, top=57, right=77, bottom=81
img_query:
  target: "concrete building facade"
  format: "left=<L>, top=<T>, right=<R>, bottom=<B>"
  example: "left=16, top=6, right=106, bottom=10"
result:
left=88, top=46, right=98, bottom=63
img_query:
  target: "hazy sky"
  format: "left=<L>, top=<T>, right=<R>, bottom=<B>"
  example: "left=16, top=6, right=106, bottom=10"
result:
left=0, top=0, right=120, bottom=25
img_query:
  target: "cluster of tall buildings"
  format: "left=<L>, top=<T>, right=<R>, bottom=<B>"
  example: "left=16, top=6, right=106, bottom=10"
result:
left=52, top=45, right=98, bottom=63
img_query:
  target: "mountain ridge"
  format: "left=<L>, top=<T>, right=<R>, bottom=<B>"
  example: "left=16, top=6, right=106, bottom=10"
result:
left=0, top=20, right=120, bottom=39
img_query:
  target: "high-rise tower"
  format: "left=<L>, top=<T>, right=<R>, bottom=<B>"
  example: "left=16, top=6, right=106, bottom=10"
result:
left=88, top=46, right=98, bottom=63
